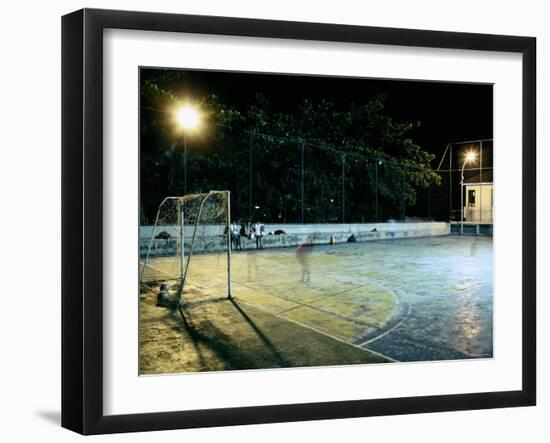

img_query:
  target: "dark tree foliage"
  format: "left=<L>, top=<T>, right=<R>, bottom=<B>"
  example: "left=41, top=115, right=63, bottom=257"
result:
left=140, top=71, right=441, bottom=224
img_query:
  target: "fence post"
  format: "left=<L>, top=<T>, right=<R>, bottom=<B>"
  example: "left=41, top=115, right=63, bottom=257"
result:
left=341, top=154, right=345, bottom=223
left=428, top=184, right=431, bottom=220
left=301, top=141, right=305, bottom=224
left=480, top=139, right=483, bottom=223
left=480, top=140, right=483, bottom=184
left=402, top=167, right=406, bottom=220
left=183, top=135, right=187, bottom=195
left=375, top=160, right=379, bottom=222
left=249, top=132, right=253, bottom=220
left=449, top=144, right=453, bottom=221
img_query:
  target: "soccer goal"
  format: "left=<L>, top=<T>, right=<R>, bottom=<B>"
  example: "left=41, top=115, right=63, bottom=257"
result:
left=140, top=190, right=232, bottom=305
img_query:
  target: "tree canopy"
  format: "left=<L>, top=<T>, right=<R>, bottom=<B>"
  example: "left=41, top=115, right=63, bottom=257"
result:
left=140, top=70, right=441, bottom=224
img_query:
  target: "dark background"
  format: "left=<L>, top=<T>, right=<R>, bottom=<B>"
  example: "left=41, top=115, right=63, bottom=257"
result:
left=162, top=68, right=493, bottom=161
left=141, top=68, right=493, bottom=223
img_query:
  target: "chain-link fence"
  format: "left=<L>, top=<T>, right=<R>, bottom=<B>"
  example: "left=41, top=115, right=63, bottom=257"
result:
left=434, top=139, right=493, bottom=223
left=140, top=127, right=453, bottom=226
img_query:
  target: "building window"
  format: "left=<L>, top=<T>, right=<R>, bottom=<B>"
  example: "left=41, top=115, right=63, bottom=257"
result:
left=468, top=189, right=476, bottom=207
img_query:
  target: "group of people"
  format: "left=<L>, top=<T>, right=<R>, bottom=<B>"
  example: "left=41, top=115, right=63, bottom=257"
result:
left=230, top=220, right=265, bottom=251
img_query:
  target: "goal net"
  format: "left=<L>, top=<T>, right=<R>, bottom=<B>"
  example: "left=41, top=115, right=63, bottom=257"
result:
left=140, top=190, right=232, bottom=306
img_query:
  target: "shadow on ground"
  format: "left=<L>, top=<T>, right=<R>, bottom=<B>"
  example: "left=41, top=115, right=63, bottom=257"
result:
left=36, top=410, right=60, bottom=426
left=140, top=295, right=387, bottom=374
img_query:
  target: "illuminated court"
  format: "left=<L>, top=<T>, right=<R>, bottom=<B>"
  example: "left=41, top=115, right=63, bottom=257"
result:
left=140, top=235, right=493, bottom=372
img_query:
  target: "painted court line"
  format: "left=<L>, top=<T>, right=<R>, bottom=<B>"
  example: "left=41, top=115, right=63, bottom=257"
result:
left=235, top=280, right=382, bottom=330
left=234, top=297, right=397, bottom=363
left=358, top=302, right=413, bottom=347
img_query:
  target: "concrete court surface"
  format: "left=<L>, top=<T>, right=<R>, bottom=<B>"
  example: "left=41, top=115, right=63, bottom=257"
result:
left=140, top=235, right=493, bottom=374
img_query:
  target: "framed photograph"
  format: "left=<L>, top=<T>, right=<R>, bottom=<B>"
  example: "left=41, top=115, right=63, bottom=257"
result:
left=62, top=8, right=536, bottom=435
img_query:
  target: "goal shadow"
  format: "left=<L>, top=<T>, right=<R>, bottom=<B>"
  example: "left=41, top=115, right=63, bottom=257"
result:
left=176, top=298, right=289, bottom=370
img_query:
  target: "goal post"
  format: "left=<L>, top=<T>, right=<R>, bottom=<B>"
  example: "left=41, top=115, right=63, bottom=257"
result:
left=140, top=190, right=232, bottom=305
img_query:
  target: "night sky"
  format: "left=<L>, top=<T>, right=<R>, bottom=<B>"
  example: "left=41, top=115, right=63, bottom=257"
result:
left=148, top=67, right=493, bottom=163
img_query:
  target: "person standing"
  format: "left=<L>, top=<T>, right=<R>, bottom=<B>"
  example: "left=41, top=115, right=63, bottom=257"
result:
left=231, top=221, right=241, bottom=251
left=296, top=235, right=313, bottom=284
left=255, top=221, right=264, bottom=249
left=247, top=220, right=255, bottom=240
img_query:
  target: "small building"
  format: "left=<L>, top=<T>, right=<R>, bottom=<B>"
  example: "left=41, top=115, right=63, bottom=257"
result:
left=435, top=139, right=494, bottom=234
left=463, top=170, right=493, bottom=223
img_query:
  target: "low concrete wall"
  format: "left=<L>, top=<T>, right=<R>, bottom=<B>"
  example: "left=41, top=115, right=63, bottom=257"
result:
left=140, top=222, right=450, bottom=258
left=450, top=223, right=493, bottom=236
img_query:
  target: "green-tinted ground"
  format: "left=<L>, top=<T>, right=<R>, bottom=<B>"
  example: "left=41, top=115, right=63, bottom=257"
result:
left=140, top=236, right=493, bottom=374
left=140, top=293, right=388, bottom=374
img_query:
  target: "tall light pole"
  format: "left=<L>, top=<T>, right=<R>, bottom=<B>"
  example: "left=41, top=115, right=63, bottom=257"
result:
left=174, top=104, right=201, bottom=284
left=461, top=151, right=477, bottom=235
left=175, top=104, right=200, bottom=195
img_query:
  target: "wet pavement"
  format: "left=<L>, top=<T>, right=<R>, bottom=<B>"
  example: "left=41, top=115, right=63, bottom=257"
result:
left=143, top=235, right=493, bottom=363
left=328, top=236, right=494, bottom=361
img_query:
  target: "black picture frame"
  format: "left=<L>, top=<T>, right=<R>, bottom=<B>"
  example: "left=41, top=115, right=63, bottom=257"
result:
left=62, top=8, right=536, bottom=435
